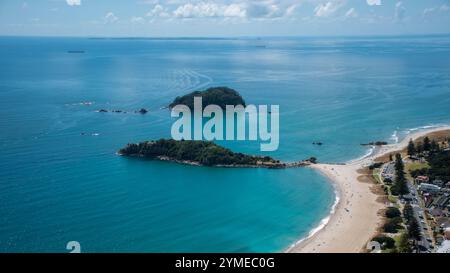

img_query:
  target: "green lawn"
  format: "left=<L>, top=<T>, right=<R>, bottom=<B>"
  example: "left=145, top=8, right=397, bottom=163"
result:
left=406, top=161, right=429, bottom=173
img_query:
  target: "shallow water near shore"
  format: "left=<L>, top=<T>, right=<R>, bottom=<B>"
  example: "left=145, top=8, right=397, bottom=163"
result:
left=1, top=36, right=450, bottom=252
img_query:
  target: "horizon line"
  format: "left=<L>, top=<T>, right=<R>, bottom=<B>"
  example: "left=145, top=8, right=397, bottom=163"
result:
left=1, top=32, right=450, bottom=40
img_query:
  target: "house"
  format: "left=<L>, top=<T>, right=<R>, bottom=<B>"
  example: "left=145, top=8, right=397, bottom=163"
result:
left=418, top=183, right=441, bottom=193
left=415, top=176, right=429, bottom=184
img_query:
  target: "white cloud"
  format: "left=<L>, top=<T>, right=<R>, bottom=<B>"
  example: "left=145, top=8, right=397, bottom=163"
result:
left=395, top=1, right=405, bottom=22
left=367, top=0, right=381, bottom=6
left=66, top=0, right=81, bottom=6
left=224, top=4, right=246, bottom=18
left=345, top=8, right=358, bottom=18
left=423, top=7, right=436, bottom=16
left=173, top=2, right=245, bottom=18
left=314, top=1, right=343, bottom=17
left=441, top=4, right=450, bottom=12
left=104, top=12, right=118, bottom=24
left=147, top=4, right=171, bottom=18
left=173, top=3, right=212, bottom=18
left=131, top=17, right=145, bottom=23
left=423, top=4, right=449, bottom=17
left=245, top=2, right=283, bottom=18
left=285, top=4, right=299, bottom=17
left=142, top=1, right=302, bottom=21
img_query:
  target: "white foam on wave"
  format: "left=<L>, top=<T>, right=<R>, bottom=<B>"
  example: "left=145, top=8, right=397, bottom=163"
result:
left=349, top=123, right=448, bottom=165
left=346, top=145, right=375, bottom=165
left=390, top=130, right=399, bottom=143
left=286, top=186, right=340, bottom=252
left=403, top=124, right=446, bottom=135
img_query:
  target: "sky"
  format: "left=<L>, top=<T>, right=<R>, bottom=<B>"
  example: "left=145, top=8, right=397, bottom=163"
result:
left=0, top=0, right=450, bottom=37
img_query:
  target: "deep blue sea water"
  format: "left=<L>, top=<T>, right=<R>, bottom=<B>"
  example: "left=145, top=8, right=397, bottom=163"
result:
left=1, top=36, right=450, bottom=252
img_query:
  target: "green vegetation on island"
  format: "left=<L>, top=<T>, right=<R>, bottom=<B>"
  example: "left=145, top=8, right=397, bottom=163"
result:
left=169, top=87, right=246, bottom=110
left=119, top=139, right=287, bottom=168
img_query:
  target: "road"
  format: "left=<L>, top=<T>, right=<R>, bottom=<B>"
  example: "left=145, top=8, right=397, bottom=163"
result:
left=407, top=182, right=433, bottom=252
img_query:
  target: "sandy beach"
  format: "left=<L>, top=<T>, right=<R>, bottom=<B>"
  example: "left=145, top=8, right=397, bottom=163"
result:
left=288, top=125, right=450, bottom=253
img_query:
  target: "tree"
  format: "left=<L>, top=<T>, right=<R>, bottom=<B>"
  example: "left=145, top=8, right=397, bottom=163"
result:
left=407, top=139, right=416, bottom=157
left=394, top=153, right=404, bottom=173
left=309, top=157, right=317, bottom=164
left=397, top=176, right=409, bottom=195
left=430, top=139, right=439, bottom=152
left=383, top=217, right=403, bottom=233
left=416, top=141, right=423, bottom=154
left=392, top=153, right=409, bottom=195
left=409, top=168, right=428, bottom=179
left=408, top=217, right=422, bottom=241
left=397, top=232, right=412, bottom=253
left=403, top=203, right=414, bottom=224
left=386, top=207, right=401, bottom=218
left=372, top=235, right=396, bottom=249
left=423, top=136, right=431, bottom=151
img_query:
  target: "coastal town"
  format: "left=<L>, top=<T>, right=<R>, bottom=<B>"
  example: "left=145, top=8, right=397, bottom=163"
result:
left=287, top=127, right=450, bottom=254
left=370, top=132, right=450, bottom=253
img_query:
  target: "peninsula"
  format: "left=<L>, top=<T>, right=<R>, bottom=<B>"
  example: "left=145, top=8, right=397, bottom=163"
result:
left=119, top=139, right=310, bottom=168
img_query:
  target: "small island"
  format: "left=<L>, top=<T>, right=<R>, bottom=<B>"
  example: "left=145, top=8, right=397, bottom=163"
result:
left=119, top=139, right=311, bottom=168
left=169, top=87, right=246, bottom=110
left=96, top=108, right=149, bottom=114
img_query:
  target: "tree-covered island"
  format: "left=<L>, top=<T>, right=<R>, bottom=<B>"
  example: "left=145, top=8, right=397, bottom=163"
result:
left=169, top=87, right=246, bottom=110
left=119, top=139, right=311, bottom=168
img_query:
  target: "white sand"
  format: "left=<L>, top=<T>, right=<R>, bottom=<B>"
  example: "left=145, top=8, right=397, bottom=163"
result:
left=287, top=125, right=450, bottom=253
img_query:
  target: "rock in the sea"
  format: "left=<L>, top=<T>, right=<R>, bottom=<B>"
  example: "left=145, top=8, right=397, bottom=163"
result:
left=361, top=141, right=388, bottom=146
left=98, top=109, right=108, bottom=113
left=137, top=108, right=148, bottom=114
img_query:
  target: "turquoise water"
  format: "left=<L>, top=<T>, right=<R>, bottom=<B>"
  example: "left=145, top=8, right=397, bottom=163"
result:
left=1, top=36, right=450, bottom=252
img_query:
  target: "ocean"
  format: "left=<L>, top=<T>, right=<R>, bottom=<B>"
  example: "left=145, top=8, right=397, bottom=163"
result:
left=1, top=35, right=450, bottom=252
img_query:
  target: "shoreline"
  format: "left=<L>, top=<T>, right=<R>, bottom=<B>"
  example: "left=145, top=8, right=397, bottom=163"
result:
left=119, top=154, right=312, bottom=169
left=287, top=125, right=450, bottom=253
